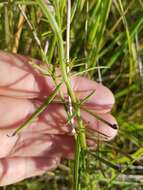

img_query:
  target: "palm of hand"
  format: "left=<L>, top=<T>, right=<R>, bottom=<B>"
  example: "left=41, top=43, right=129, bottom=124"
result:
left=0, top=51, right=118, bottom=186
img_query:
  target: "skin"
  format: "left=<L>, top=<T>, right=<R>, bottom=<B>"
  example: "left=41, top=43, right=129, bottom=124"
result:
left=0, top=51, right=118, bottom=186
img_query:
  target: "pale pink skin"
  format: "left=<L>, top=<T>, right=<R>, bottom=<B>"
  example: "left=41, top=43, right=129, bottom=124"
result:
left=0, top=51, right=118, bottom=186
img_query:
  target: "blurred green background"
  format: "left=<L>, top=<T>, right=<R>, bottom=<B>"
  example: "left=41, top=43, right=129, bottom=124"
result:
left=0, top=0, right=143, bottom=189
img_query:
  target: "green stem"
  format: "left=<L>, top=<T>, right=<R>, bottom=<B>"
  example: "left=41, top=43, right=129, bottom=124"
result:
left=36, top=2, right=87, bottom=189
left=37, top=0, right=76, bottom=103
left=10, top=82, right=62, bottom=136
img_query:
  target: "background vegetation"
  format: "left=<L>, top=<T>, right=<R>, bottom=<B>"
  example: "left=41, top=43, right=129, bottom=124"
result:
left=0, top=0, right=143, bottom=189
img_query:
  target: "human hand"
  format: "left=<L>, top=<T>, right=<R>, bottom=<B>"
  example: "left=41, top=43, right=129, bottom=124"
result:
left=0, top=51, right=118, bottom=186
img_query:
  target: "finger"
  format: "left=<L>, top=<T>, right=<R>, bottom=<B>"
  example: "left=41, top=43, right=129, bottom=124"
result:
left=81, top=109, right=118, bottom=141
left=71, top=76, right=115, bottom=113
left=0, top=97, right=117, bottom=158
left=0, top=96, right=118, bottom=140
left=0, top=97, right=70, bottom=134
left=0, top=157, right=60, bottom=186
left=0, top=96, right=74, bottom=158
left=7, top=134, right=74, bottom=159
left=0, top=96, right=34, bottom=128
left=0, top=51, right=54, bottom=98
left=0, top=51, right=114, bottom=112
left=0, top=97, right=117, bottom=138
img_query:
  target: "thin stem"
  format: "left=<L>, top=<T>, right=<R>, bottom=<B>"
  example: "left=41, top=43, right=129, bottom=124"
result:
left=4, top=4, right=11, bottom=50
left=65, top=1, right=86, bottom=189
left=12, top=5, right=26, bottom=53
left=135, top=34, right=143, bottom=91
left=66, top=0, right=75, bottom=134
left=18, top=5, right=41, bottom=47
left=8, top=82, right=62, bottom=137
left=18, top=4, right=49, bottom=65
left=36, top=2, right=87, bottom=189
left=66, top=0, right=71, bottom=71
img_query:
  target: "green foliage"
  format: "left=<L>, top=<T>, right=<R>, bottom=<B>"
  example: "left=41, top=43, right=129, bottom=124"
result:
left=0, top=0, right=143, bottom=189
